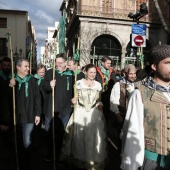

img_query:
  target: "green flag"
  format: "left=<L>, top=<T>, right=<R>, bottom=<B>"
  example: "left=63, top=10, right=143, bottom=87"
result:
left=73, top=49, right=80, bottom=61
left=27, top=50, right=31, bottom=59
left=5, top=33, right=10, bottom=46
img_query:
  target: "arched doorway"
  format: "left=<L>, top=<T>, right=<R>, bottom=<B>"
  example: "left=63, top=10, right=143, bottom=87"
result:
left=90, top=34, right=121, bottom=66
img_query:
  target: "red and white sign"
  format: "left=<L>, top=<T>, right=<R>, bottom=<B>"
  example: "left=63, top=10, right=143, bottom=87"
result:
left=132, top=34, right=146, bottom=47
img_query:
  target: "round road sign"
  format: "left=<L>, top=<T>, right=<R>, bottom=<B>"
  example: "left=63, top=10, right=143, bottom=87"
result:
left=134, top=35, right=144, bottom=46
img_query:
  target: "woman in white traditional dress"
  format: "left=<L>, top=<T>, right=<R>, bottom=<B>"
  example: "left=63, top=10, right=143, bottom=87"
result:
left=60, top=64, right=107, bottom=170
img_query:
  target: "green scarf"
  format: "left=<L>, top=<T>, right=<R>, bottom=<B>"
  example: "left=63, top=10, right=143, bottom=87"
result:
left=34, top=74, right=44, bottom=86
left=0, top=70, right=7, bottom=80
left=74, top=69, right=81, bottom=75
left=99, top=64, right=110, bottom=83
left=145, top=150, right=170, bottom=168
left=15, top=74, right=32, bottom=97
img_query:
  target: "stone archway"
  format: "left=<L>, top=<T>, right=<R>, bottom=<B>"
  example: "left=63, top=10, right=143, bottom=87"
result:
left=90, top=30, right=123, bottom=46
left=90, top=34, right=122, bottom=66
left=80, top=27, right=124, bottom=67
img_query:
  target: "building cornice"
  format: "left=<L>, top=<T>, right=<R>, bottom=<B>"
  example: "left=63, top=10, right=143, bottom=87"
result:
left=0, top=9, right=28, bottom=15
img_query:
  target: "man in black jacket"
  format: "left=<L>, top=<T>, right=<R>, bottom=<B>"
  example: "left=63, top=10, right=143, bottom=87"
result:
left=34, top=63, right=46, bottom=126
left=42, top=53, right=74, bottom=161
left=9, top=59, right=41, bottom=149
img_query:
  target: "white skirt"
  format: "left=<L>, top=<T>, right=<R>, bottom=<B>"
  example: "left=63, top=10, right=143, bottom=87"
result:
left=60, top=105, right=107, bottom=170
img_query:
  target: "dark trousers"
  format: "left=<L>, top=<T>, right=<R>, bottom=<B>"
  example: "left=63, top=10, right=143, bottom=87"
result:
left=46, top=113, right=70, bottom=160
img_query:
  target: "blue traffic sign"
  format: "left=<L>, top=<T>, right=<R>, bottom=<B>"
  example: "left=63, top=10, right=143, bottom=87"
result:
left=132, top=24, right=146, bottom=35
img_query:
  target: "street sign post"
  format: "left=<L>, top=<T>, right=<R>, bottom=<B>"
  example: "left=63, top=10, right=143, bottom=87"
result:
left=131, top=24, right=146, bottom=47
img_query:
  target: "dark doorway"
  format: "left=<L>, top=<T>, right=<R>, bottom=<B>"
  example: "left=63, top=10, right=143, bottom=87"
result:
left=90, top=34, right=121, bottom=66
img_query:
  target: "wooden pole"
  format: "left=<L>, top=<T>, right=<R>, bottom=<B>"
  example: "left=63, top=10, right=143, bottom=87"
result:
left=66, top=50, right=69, bottom=60
left=69, top=37, right=80, bottom=166
left=9, top=29, right=19, bottom=170
left=139, top=47, right=144, bottom=69
left=30, top=43, right=32, bottom=75
left=93, top=46, right=95, bottom=65
left=74, top=37, right=80, bottom=101
left=141, top=47, right=144, bottom=69
left=52, top=38, right=57, bottom=170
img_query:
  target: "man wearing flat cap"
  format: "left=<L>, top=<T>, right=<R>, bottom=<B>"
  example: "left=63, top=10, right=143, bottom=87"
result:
left=121, top=44, right=170, bottom=170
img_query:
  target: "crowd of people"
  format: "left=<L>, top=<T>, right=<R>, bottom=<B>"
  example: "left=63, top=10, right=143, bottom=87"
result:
left=0, top=44, right=170, bottom=170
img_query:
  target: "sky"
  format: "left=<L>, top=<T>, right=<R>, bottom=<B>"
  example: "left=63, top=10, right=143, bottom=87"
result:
left=0, top=0, right=63, bottom=59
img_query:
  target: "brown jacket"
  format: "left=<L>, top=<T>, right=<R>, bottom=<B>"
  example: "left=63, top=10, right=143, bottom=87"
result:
left=140, top=85, right=170, bottom=155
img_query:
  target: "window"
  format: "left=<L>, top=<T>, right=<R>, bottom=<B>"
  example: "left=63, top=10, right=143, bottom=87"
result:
left=136, top=0, right=147, bottom=10
left=0, top=18, right=7, bottom=28
left=0, top=38, right=7, bottom=56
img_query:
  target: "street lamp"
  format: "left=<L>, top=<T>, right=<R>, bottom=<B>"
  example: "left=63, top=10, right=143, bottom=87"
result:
left=128, top=3, right=148, bottom=22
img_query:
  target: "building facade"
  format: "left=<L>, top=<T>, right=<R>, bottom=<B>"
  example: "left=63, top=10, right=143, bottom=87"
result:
left=59, top=0, right=170, bottom=68
left=41, top=22, right=59, bottom=69
left=0, top=9, right=37, bottom=69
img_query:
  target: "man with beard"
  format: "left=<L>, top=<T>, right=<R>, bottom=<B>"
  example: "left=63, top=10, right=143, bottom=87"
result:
left=96, top=56, right=117, bottom=92
left=0, top=57, right=12, bottom=131
left=121, top=45, right=170, bottom=170
left=110, top=64, right=137, bottom=124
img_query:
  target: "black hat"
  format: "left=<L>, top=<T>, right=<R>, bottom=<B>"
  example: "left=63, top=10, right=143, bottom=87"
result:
left=147, top=44, right=170, bottom=64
